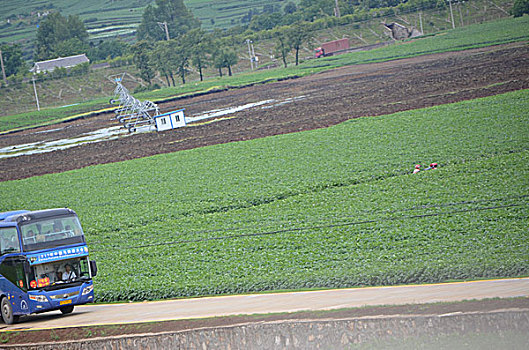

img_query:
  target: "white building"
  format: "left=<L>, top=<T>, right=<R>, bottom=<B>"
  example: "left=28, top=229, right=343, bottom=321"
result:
left=154, top=109, right=186, bottom=131
left=30, top=54, right=90, bottom=74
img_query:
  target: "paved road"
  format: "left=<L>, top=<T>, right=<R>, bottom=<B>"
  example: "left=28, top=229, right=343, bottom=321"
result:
left=3, top=277, right=528, bottom=331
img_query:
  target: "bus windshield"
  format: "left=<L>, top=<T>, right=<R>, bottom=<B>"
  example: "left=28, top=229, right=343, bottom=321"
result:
left=20, top=215, right=85, bottom=252
left=28, top=257, right=91, bottom=290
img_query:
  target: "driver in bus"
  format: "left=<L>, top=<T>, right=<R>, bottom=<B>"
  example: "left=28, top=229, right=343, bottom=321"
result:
left=62, top=264, right=77, bottom=281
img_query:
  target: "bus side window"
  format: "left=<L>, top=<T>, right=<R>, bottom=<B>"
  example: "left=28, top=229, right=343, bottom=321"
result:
left=0, top=228, right=20, bottom=254
left=0, top=256, right=27, bottom=291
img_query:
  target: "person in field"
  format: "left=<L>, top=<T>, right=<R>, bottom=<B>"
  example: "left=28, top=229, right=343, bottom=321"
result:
left=425, top=162, right=438, bottom=170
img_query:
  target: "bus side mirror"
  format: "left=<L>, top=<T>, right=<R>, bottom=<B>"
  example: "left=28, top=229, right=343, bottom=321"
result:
left=90, top=260, right=98, bottom=277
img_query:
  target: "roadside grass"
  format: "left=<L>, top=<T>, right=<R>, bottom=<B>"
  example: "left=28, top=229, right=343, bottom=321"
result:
left=0, top=89, right=527, bottom=301
left=1, top=15, right=528, bottom=133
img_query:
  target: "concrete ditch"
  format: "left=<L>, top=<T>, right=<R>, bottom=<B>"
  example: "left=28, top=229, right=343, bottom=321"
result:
left=5, top=309, right=529, bottom=349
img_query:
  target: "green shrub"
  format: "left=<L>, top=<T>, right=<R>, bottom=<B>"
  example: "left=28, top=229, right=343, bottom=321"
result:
left=512, top=0, right=529, bottom=17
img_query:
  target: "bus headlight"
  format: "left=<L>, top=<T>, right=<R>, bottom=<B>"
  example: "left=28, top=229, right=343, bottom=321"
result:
left=29, top=294, right=47, bottom=302
left=82, top=285, right=93, bottom=295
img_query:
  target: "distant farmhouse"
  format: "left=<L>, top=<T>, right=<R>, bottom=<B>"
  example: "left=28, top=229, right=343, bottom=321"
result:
left=30, top=54, right=90, bottom=74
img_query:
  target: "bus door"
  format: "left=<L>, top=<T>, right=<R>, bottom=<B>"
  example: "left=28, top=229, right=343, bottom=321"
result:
left=0, top=227, right=30, bottom=317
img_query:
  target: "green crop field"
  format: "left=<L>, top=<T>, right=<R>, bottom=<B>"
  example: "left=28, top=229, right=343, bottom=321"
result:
left=1, top=89, right=527, bottom=302
left=188, top=0, right=299, bottom=30
left=1, top=15, right=527, bottom=133
left=0, top=0, right=151, bottom=45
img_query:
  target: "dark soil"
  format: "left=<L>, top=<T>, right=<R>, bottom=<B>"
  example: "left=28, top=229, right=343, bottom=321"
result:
left=0, top=43, right=528, bottom=183
left=1, top=297, right=527, bottom=345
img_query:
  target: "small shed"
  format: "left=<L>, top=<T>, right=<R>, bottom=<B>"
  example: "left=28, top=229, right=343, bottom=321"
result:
left=154, top=109, right=186, bottom=131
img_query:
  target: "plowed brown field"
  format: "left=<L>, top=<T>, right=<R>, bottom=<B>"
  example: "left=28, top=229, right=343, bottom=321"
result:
left=1, top=43, right=528, bottom=182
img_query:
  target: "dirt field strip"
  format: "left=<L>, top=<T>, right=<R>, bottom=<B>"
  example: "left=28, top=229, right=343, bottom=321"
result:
left=2, top=277, right=527, bottom=331
left=1, top=43, right=527, bottom=181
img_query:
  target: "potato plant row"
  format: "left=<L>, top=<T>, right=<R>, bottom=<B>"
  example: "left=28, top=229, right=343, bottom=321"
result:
left=1, top=89, right=528, bottom=302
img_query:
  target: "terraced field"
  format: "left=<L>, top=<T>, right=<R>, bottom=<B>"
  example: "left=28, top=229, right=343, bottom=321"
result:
left=0, top=41, right=527, bottom=301
left=0, top=0, right=294, bottom=45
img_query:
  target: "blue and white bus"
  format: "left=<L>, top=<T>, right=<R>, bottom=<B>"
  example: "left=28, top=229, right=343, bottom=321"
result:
left=0, top=208, right=97, bottom=324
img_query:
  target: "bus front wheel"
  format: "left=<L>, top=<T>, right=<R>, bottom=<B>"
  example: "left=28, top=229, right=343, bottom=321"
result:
left=60, top=305, right=74, bottom=315
left=1, top=297, right=18, bottom=325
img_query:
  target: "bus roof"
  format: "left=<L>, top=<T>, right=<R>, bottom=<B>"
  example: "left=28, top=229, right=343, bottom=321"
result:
left=0, top=210, right=29, bottom=221
left=0, top=208, right=76, bottom=223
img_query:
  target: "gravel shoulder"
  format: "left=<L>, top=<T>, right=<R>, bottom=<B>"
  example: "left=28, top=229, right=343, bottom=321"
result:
left=1, top=297, right=527, bottom=345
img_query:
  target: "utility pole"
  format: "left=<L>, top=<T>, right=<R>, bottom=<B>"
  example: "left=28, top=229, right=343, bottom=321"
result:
left=157, top=21, right=170, bottom=40
left=334, top=0, right=341, bottom=18
left=0, top=49, right=7, bottom=86
left=32, top=75, right=40, bottom=111
left=458, top=3, right=464, bottom=27
left=246, top=39, right=254, bottom=70
left=419, top=12, right=424, bottom=34
left=448, top=0, right=456, bottom=29
left=251, top=41, right=257, bottom=68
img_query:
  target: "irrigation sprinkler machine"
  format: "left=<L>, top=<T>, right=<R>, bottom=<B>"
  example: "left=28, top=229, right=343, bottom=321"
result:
left=108, top=74, right=186, bottom=133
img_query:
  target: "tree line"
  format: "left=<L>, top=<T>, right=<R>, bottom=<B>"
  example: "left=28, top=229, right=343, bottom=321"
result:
left=128, top=0, right=312, bottom=86
left=131, top=29, right=239, bottom=87
left=2, top=0, right=526, bottom=87
left=235, top=0, right=441, bottom=33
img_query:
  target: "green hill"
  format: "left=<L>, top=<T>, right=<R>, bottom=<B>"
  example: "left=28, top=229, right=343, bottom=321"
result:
left=1, top=15, right=527, bottom=129
left=0, top=0, right=294, bottom=47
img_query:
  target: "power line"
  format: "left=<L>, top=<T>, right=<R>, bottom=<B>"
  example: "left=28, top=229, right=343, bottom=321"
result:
left=89, top=192, right=529, bottom=240
left=91, top=201, right=527, bottom=252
